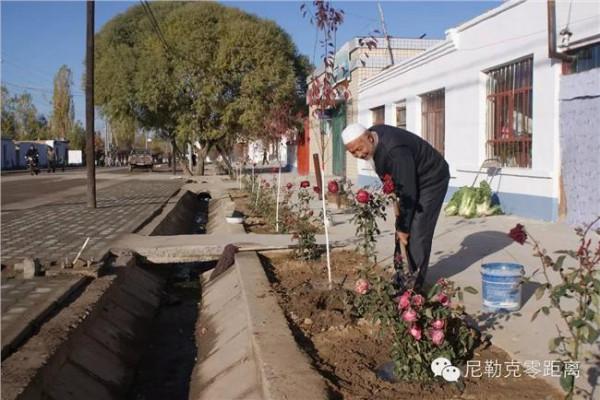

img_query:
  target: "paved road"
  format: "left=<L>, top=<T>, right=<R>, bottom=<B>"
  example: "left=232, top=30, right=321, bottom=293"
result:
left=0, top=167, right=133, bottom=206
left=1, top=169, right=184, bottom=266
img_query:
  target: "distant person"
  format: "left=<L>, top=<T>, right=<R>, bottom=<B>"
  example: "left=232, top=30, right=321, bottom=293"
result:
left=47, top=146, right=57, bottom=173
left=25, top=144, right=40, bottom=175
left=26, top=144, right=39, bottom=161
left=262, top=149, right=268, bottom=165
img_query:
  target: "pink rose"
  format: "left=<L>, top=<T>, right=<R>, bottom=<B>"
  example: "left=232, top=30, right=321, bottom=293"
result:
left=354, top=278, right=370, bottom=295
left=300, top=180, right=310, bottom=188
left=409, top=324, right=422, bottom=341
left=431, top=319, right=445, bottom=330
left=402, top=308, right=418, bottom=323
left=397, top=291, right=411, bottom=310
left=412, top=294, right=425, bottom=308
left=430, top=329, right=445, bottom=346
left=286, top=182, right=293, bottom=190
left=438, top=293, right=450, bottom=307
left=436, top=278, right=448, bottom=287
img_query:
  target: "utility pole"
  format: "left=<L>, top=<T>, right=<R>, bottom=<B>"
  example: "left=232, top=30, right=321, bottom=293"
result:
left=86, top=0, right=96, bottom=208
left=377, top=1, right=395, bottom=67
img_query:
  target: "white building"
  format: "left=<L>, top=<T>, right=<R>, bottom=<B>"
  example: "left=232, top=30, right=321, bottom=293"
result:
left=356, top=0, right=600, bottom=222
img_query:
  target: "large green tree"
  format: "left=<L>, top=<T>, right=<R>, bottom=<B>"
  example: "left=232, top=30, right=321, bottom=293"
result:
left=94, top=2, right=309, bottom=174
left=51, top=65, right=75, bottom=140
left=110, top=116, right=137, bottom=151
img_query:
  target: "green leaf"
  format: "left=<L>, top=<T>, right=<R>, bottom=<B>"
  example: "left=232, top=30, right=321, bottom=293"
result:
left=464, top=286, right=478, bottom=295
left=553, top=255, right=566, bottom=271
left=587, top=327, right=600, bottom=343
left=531, top=309, right=541, bottom=321
left=584, top=309, right=595, bottom=321
left=560, top=374, right=574, bottom=393
left=571, top=319, right=586, bottom=328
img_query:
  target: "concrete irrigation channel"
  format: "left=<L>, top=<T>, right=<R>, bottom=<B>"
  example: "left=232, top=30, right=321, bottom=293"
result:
left=1, top=179, right=330, bottom=400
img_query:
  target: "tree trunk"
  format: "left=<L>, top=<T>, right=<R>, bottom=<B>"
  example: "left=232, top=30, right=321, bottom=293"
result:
left=195, top=141, right=212, bottom=176
left=171, top=138, right=177, bottom=175
left=171, top=140, right=193, bottom=176
left=216, top=143, right=233, bottom=175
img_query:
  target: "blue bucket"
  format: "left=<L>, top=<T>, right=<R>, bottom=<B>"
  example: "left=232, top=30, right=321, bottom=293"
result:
left=481, top=263, right=524, bottom=312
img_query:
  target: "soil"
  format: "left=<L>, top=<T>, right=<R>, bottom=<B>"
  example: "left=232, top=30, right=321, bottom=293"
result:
left=260, top=250, right=564, bottom=400
left=228, top=189, right=276, bottom=234
left=228, top=189, right=325, bottom=234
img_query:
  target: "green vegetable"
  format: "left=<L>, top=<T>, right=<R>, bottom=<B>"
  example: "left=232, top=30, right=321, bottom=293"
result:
left=444, top=182, right=503, bottom=219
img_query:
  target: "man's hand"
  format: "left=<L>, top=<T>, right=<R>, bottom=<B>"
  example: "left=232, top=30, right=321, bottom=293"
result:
left=396, top=231, right=409, bottom=246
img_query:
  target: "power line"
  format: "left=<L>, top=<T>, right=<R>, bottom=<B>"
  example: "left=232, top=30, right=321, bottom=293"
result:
left=0, top=57, right=57, bottom=83
left=2, top=81, right=84, bottom=97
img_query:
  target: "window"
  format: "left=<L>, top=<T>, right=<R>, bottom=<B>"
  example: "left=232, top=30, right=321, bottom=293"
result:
left=486, top=57, right=533, bottom=168
left=371, top=106, right=385, bottom=125
left=396, top=102, right=407, bottom=129
left=421, top=90, right=445, bottom=156
left=563, top=43, right=600, bottom=74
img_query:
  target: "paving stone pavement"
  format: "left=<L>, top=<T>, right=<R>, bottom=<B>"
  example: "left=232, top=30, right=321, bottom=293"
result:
left=1, top=179, right=182, bottom=266
left=1, top=275, right=87, bottom=357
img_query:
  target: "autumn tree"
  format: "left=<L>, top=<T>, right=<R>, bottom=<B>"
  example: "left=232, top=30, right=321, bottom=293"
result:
left=50, top=65, right=75, bottom=140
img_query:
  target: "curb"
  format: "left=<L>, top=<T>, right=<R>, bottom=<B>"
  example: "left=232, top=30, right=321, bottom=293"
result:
left=190, top=252, right=327, bottom=400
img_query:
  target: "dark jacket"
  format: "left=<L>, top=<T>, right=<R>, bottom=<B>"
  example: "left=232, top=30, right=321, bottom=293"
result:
left=371, top=124, right=449, bottom=232
left=26, top=147, right=39, bottom=159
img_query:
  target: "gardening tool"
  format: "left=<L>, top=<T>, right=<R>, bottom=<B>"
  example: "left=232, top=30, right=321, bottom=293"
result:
left=392, top=200, right=414, bottom=291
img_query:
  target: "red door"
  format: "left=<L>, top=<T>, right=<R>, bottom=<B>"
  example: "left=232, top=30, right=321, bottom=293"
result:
left=297, top=118, right=310, bottom=175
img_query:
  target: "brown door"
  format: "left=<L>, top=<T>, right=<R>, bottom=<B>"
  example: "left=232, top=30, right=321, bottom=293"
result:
left=421, top=89, right=445, bottom=155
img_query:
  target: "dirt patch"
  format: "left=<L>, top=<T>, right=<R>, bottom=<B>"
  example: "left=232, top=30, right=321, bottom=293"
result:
left=260, top=251, right=563, bottom=400
left=228, top=189, right=275, bottom=233
left=228, top=188, right=326, bottom=235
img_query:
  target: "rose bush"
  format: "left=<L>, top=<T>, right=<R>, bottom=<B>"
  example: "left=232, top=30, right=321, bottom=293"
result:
left=350, top=188, right=388, bottom=262
left=353, top=267, right=479, bottom=382
left=290, top=184, right=321, bottom=260
left=511, top=218, right=600, bottom=399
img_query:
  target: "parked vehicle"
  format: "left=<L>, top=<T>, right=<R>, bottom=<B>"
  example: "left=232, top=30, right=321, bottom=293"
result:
left=128, top=149, right=153, bottom=172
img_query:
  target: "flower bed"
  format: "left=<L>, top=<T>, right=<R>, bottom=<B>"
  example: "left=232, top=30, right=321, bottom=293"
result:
left=259, top=250, right=563, bottom=399
left=228, top=189, right=276, bottom=234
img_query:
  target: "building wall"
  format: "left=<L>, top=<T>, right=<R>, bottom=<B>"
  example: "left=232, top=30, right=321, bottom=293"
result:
left=1, top=140, right=17, bottom=170
left=559, top=68, right=600, bottom=227
left=356, top=0, right=600, bottom=221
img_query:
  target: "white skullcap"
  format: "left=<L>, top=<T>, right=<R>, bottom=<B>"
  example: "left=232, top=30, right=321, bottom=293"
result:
left=342, top=123, right=368, bottom=145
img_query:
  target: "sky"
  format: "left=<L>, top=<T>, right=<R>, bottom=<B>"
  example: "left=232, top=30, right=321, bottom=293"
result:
left=1, top=0, right=501, bottom=132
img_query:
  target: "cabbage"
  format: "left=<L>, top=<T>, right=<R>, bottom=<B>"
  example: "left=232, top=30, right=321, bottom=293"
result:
left=444, top=190, right=463, bottom=216
left=444, top=182, right=503, bottom=219
left=458, top=187, right=477, bottom=218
